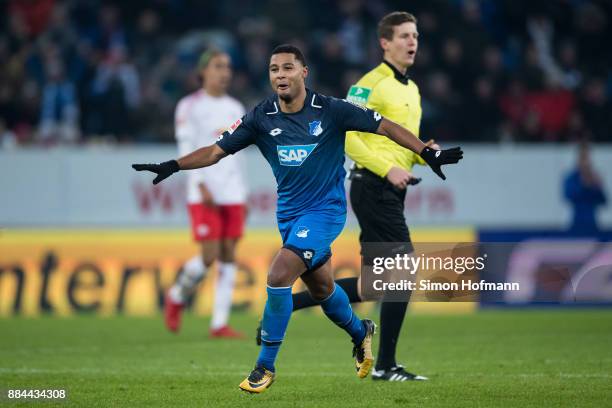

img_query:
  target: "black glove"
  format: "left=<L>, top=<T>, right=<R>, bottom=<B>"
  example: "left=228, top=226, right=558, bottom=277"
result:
left=407, top=177, right=422, bottom=186
left=132, top=160, right=180, bottom=185
left=419, top=146, right=463, bottom=180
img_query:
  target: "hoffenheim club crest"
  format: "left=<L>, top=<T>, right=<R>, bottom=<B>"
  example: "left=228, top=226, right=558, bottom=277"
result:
left=296, top=227, right=309, bottom=238
left=308, top=121, right=323, bottom=136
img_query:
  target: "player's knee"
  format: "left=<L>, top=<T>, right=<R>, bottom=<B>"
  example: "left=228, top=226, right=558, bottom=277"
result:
left=202, top=254, right=217, bottom=267
left=201, top=244, right=219, bottom=267
left=308, top=278, right=334, bottom=301
left=219, top=240, right=236, bottom=262
left=219, top=250, right=232, bottom=263
left=267, top=269, right=292, bottom=287
left=267, top=251, right=303, bottom=287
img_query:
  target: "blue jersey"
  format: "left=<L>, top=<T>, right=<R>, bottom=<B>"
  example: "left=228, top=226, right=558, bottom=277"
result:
left=216, top=89, right=382, bottom=220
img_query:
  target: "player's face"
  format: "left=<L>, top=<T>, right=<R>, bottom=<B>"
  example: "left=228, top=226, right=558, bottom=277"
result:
left=269, top=53, right=308, bottom=102
left=382, top=22, right=419, bottom=69
left=202, top=54, right=232, bottom=93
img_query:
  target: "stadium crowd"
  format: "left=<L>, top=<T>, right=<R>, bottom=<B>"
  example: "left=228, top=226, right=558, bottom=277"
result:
left=0, top=0, right=610, bottom=147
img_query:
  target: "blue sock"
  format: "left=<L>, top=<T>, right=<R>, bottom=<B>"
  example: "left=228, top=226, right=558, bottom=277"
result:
left=320, top=284, right=366, bottom=345
left=256, top=286, right=293, bottom=372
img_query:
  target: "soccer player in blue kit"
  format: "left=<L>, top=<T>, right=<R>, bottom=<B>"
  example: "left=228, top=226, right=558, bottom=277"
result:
left=133, top=44, right=462, bottom=393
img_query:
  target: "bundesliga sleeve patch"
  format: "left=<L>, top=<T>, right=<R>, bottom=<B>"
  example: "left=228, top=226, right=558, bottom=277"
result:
left=346, top=86, right=371, bottom=106
left=227, top=118, right=242, bottom=134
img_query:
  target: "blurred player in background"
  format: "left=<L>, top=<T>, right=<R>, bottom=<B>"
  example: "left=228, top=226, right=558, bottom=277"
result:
left=564, top=141, right=607, bottom=235
left=274, top=11, right=431, bottom=381
left=165, top=49, right=247, bottom=338
left=133, top=44, right=461, bottom=393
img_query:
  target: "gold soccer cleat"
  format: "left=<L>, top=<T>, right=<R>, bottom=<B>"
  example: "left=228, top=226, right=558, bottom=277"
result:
left=353, top=319, right=376, bottom=378
left=239, top=366, right=275, bottom=394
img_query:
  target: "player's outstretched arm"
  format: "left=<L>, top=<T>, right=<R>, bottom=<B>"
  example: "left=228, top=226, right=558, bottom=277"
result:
left=177, top=144, right=227, bottom=170
left=375, top=118, right=463, bottom=180
left=376, top=118, right=426, bottom=154
left=132, top=144, right=227, bottom=185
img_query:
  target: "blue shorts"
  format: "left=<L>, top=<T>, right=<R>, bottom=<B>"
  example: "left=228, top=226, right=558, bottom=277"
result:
left=278, top=210, right=347, bottom=271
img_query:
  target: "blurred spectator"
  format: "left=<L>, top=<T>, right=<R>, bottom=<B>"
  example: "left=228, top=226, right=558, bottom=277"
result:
left=89, top=4, right=127, bottom=54
left=335, top=0, right=379, bottom=67
left=134, top=52, right=179, bottom=143
left=562, top=111, right=592, bottom=143
left=579, top=78, right=611, bottom=142
left=12, top=79, right=40, bottom=144
left=481, top=45, right=505, bottom=84
left=563, top=142, right=608, bottom=235
left=314, top=34, right=350, bottom=97
left=439, top=37, right=472, bottom=94
left=556, top=41, right=582, bottom=90
left=519, top=44, right=545, bottom=90
left=414, top=10, right=441, bottom=51
left=0, top=0, right=609, bottom=145
left=465, top=76, right=501, bottom=141
left=8, top=0, right=55, bottom=37
left=90, top=46, right=140, bottom=141
left=455, top=0, right=491, bottom=65
left=420, top=71, right=464, bottom=141
left=499, top=76, right=575, bottom=141
left=38, top=58, right=79, bottom=144
left=527, top=17, right=581, bottom=90
left=242, top=36, right=272, bottom=93
left=131, top=9, right=165, bottom=70
left=573, top=2, right=609, bottom=73
left=42, top=2, right=78, bottom=52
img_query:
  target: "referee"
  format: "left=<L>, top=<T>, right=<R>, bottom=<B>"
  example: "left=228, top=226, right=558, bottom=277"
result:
left=257, top=11, right=435, bottom=381
left=346, top=11, right=431, bottom=381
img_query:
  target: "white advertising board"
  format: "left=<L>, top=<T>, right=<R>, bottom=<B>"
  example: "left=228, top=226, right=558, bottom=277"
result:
left=1, top=144, right=611, bottom=228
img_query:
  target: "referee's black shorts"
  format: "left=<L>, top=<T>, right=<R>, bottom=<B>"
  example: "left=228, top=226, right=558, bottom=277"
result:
left=349, top=167, right=414, bottom=251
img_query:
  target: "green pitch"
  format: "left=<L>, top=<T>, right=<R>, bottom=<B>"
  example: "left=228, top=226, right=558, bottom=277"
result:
left=1, top=310, right=610, bottom=407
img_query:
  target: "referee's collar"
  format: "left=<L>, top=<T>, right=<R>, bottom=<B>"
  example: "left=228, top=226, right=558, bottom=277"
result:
left=383, top=60, right=410, bottom=85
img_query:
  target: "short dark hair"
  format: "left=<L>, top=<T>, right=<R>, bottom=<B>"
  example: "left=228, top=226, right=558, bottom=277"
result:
left=377, top=11, right=417, bottom=40
left=271, top=44, right=307, bottom=66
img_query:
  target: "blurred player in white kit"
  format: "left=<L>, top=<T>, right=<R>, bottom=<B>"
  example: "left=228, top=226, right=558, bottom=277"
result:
left=165, top=49, right=247, bottom=338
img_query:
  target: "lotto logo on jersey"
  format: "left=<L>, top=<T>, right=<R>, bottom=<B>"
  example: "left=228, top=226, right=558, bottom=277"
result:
left=277, top=144, right=318, bottom=166
left=228, top=118, right=242, bottom=135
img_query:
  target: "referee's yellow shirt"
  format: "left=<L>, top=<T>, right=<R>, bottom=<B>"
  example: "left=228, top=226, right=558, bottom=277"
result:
left=346, top=61, right=425, bottom=177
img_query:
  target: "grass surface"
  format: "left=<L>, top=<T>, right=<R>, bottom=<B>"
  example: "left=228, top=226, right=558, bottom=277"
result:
left=1, top=310, right=611, bottom=407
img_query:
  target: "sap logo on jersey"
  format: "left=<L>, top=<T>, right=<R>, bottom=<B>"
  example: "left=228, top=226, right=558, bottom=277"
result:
left=277, top=144, right=318, bottom=166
